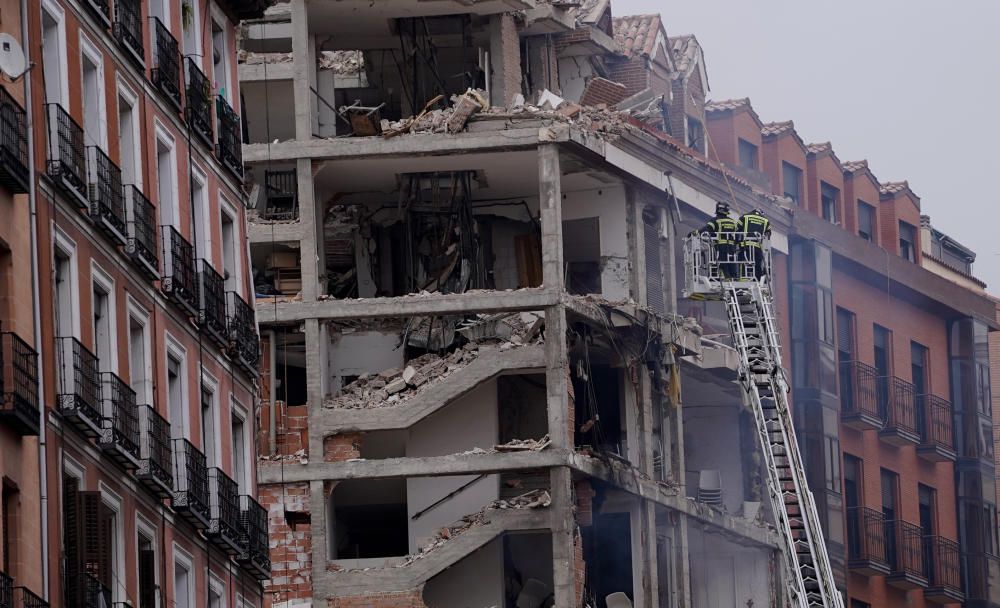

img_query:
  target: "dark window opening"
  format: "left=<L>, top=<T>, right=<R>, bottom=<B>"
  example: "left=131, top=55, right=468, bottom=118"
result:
left=782, top=162, right=802, bottom=205
left=881, top=468, right=899, bottom=568
left=738, top=139, right=758, bottom=170
left=899, top=222, right=917, bottom=262
left=582, top=510, right=633, bottom=608
left=857, top=201, right=876, bottom=243
left=274, top=328, right=307, bottom=407
left=686, top=116, right=704, bottom=153
left=138, top=532, right=156, bottom=608
left=1, top=483, right=17, bottom=577
left=563, top=218, right=601, bottom=296
left=572, top=363, right=624, bottom=458
left=820, top=181, right=839, bottom=224
left=328, top=479, right=407, bottom=559
left=498, top=374, right=548, bottom=443
left=874, top=325, right=892, bottom=419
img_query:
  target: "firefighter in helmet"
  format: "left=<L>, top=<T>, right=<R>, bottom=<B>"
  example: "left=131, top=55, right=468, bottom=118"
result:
left=697, top=201, right=739, bottom=279
left=738, top=207, right=771, bottom=280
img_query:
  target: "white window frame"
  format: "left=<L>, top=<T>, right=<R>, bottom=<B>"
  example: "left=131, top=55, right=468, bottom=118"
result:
left=208, top=573, right=227, bottom=608
left=79, top=32, right=108, bottom=150
left=165, top=334, right=189, bottom=439
left=59, top=454, right=85, bottom=543
left=172, top=544, right=195, bottom=608
left=219, top=194, right=242, bottom=294
left=98, top=482, right=126, bottom=603
left=230, top=397, right=251, bottom=494
left=135, top=514, right=159, bottom=608
left=182, top=0, right=203, bottom=59
left=191, top=163, right=211, bottom=260
left=127, top=297, right=153, bottom=406
left=116, top=77, right=142, bottom=189
left=154, top=122, right=179, bottom=229
left=41, top=0, right=69, bottom=106
left=53, top=227, right=81, bottom=339
left=209, top=3, right=232, bottom=100
left=200, top=370, right=221, bottom=468
left=91, top=261, right=119, bottom=374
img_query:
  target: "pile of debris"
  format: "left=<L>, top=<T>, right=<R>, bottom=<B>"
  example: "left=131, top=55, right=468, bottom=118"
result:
left=381, top=89, right=491, bottom=136
left=318, top=50, right=365, bottom=75
left=258, top=448, right=308, bottom=465
left=494, top=435, right=551, bottom=452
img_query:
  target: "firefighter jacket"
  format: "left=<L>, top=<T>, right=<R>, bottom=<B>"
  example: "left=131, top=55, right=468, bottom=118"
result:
left=699, top=216, right=739, bottom=245
left=738, top=213, right=771, bottom=248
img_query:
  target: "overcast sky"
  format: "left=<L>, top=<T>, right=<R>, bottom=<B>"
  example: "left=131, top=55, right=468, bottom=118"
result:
left=611, top=0, right=1000, bottom=290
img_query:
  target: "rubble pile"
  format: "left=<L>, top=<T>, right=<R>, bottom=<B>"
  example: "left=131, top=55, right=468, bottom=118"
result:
left=318, top=50, right=364, bottom=74
left=237, top=50, right=293, bottom=64
left=494, top=435, right=551, bottom=452
left=258, top=448, right=308, bottom=465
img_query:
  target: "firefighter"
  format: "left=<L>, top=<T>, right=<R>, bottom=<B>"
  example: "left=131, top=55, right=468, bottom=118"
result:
left=738, top=207, right=771, bottom=280
left=696, top=201, right=739, bottom=278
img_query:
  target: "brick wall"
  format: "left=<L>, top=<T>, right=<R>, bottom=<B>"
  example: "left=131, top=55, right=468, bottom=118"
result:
left=328, top=589, right=427, bottom=608
left=574, top=528, right=586, bottom=608
left=324, top=432, right=363, bottom=462
left=495, top=13, right=522, bottom=106
left=579, top=77, right=629, bottom=107
left=261, top=483, right=313, bottom=606
left=606, top=57, right=649, bottom=97
left=566, top=364, right=575, bottom=442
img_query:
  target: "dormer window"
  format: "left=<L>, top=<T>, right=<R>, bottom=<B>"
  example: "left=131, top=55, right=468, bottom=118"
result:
left=820, top=181, right=839, bottom=224
left=858, top=201, right=876, bottom=243
left=738, top=139, right=758, bottom=170
left=899, top=221, right=917, bottom=262
left=686, top=116, right=704, bottom=153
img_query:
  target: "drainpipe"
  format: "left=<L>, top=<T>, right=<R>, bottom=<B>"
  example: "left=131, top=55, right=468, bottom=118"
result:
left=21, top=0, right=50, bottom=599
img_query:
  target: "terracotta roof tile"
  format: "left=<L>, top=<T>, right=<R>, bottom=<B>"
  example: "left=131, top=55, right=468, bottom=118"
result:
left=806, top=142, right=832, bottom=155
left=614, top=14, right=662, bottom=59
left=761, top=120, right=794, bottom=136
left=842, top=159, right=869, bottom=172
left=705, top=98, right=751, bottom=113
left=669, top=35, right=698, bottom=74
left=880, top=181, right=909, bottom=195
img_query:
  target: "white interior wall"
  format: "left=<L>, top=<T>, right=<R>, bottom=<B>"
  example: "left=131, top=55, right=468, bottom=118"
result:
left=558, top=56, right=597, bottom=103
left=562, top=186, right=630, bottom=300
left=327, top=330, right=405, bottom=395
left=422, top=539, right=504, bottom=608
left=682, top=380, right=746, bottom=514
left=688, top=528, right=772, bottom=608
left=243, top=80, right=296, bottom=143
left=406, top=379, right=499, bottom=553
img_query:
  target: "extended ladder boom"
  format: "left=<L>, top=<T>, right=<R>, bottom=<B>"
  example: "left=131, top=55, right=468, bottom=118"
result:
left=684, top=234, right=843, bottom=608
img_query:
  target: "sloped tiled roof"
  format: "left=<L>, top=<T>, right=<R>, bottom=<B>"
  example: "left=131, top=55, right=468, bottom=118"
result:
left=761, top=120, right=794, bottom=137
left=880, top=181, right=910, bottom=195
left=705, top=98, right=751, bottom=113
left=842, top=159, right=869, bottom=172
left=669, top=35, right=698, bottom=73
left=614, top=14, right=662, bottom=59
left=806, top=141, right=832, bottom=155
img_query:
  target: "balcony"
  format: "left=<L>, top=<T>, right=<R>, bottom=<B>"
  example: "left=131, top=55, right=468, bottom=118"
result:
left=0, top=330, right=40, bottom=436
left=216, top=97, right=243, bottom=180
left=262, top=169, right=299, bottom=221
left=916, top=394, right=956, bottom=462
left=226, top=292, right=259, bottom=377
left=172, top=438, right=210, bottom=529
left=45, top=104, right=89, bottom=209
left=885, top=519, right=929, bottom=590
left=879, top=376, right=920, bottom=446
left=185, top=58, right=213, bottom=147
left=839, top=360, right=882, bottom=431
left=161, top=226, right=197, bottom=317
left=151, top=17, right=182, bottom=111
left=0, top=570, right=10, bottom=608
left=14, top=586, right=49, bottom=608
left=83, top=0, right=110, bottom=27
left=98, top=372, right=141, bottom=469
left=56, top=337, right=103, bottom=438
left=238, top=495, right=271, bottom=580
left=87, top=146, right=127, bottom=248
left=137, top=405, right=173, bottom=498
left=923, top=536, right=963, bottom=604
left=0, top=86, right=29, bottom=194
left=197, top=260, right=228, bottom=348
left=112, top=0, right=143, bottom=67
left=83, top=574, right=112, bottom=608
left=846, top=507, right=890, bottom=576
left=125, top=187, right=159, bottom=280
left=208, top=468, right=242, bottom=554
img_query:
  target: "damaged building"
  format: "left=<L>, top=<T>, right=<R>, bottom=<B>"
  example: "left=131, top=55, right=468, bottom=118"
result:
left=239, top=1, right=997, bottom=608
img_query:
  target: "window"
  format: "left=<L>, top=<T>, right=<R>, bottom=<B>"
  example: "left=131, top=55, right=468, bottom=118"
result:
left=173, top=549, right=194, bottom=608
left=857, top=201, right=875, bottom=243
left=167, top=345, right=187, bottom=439
left=211, top=19, right=230, bottom=99
left=899, top=221, right=916, bottom=262
left=837, top=308, right=856, bottom=409
left=843, top=454, right=862, bottom=509
left=80, top=36, right=106, bottom=149
left=824, top=435, right=841, bottom=492
left=208, top=575, right=225, bottom=608
left=149, top=0, right=168, bottom=22
left=918, top=484, right=936, bottom=535
left=201, top=379, right=218, bottom=468
left=137, top=519, right=157, bottom=608
left=738, top=138, right=758, bottom=170
left=231, top=404, right=249, bottom=493
left=191, top=166, right=210, bottom=258
left=220, top=201, right=239, bottom=292
left=42, top=2, right=67, bottom=105
left=118, top=84, right=141, bottom=187
left=2, top=483, right=18, bottom=577
left=911, top=342, right=928, bottom=394
left=128, top=305, right=152, bottom=405
left=880, top=469, right=898, bottom=519
left=782, top=162, right=802, bottom=205
left=156, top=129, right=178, bottom=228
left=820, top=181, right=839, bottom=224
left=182, top=0, right=201, bottom=56
left=92, top=265, right=117, bottom=373
left=686, top=116, right=704, bottom=153
left=54, top=235, right=78, bottom=338
left=874, top=325, right=892, bottom=417
left=99, top=487, right=125, bottom=602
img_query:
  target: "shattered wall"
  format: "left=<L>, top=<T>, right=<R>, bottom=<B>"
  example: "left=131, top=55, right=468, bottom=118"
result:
left=562, top=186, right=631, bottom=300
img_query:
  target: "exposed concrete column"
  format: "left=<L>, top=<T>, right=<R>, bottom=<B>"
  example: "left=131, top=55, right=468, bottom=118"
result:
left=539, top=144, right=563, bottom=292
left=296, top=158, right=321, bottom=301
left=626, top=187, right=648, bottom=307
left=291, top=0, right=317, bottom=140
left=305, top=318, right=327, bottom=459
left=309, top=479, right=329, bottom=597
left=637, top=501, right=658, bottom=608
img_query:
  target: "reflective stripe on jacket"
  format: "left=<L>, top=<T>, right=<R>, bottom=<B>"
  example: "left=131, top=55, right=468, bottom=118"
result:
left=739, top=214, right=770, bottom=247
left=707, top=217, right=738, bottom=244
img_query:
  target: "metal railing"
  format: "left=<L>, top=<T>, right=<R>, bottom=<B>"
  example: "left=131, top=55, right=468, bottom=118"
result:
left=137, top=405, right=173, bottom=497
left=216, top=96, right=242, bottom=178
left=197, top=259, right=227, bottom=344
left=226, top=292, right=259, bottom=374
left=125, top=187, right=158, bottom=279
left=0, top=570, right=11, bottom=608
left=100, top=372, right=141, bottom=465
left=151, top=17, right=182, bottom=110
left=262, top=169, right=298, bottom=220
left=14, top=586, right=49, bottom=608
left=917, top=394, right=954, bottom=451
left=83, top=0, right=110, bottom=26
left=56, top=337, right=103, bottom=436
left=840, top=360, right=882, bottom=423
left=238, top=494, right=270, bottom=578
left=682, top=233, right=771, bottom=298
left=87, top=146, right=127, bottom=246
left=847, top=506, right=889, bottom=569
left=0, top=330, right=40, bottom=436
left=208, top=468, right=241, bottom=551
left=923, top=535, right=962, bottom=594
left=884, top=376, right=919, bottom=438
left=83, top=573, right=112, bottom=608
left=161, top=226, right=197, bottom=314
left=172, top=438, right=210, bottom=525
left=185, top=58, right=213, bottom=145
left=0, top=86, right=29, bottom=193
left=46, top=104, right=88, bottom=207
left=112, top=0, right=143, bottom=65
left=886, top=519, right=926, bottom=581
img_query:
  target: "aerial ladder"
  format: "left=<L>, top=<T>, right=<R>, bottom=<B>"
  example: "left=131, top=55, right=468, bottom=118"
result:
left=683, top=233, right=844, bottom=608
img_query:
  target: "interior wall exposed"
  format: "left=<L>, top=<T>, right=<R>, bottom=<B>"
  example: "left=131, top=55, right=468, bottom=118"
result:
left=423, top=539, right=504, bottom=608
left=327, top=329, right=406, bottom=396
left=498, top=374, right=548, bottom=442
left=329, top=478, right=409, bottom=564
left=688, top=527, right=773, bottom=608
left=562, top=186, right=630, bottom=300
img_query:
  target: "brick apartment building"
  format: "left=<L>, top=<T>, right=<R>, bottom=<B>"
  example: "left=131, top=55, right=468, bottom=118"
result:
left=0, top=0, right=270, bottom=606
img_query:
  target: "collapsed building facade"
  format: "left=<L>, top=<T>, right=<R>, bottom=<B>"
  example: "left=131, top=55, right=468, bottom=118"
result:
left=239, top=1, right=999, bottom=608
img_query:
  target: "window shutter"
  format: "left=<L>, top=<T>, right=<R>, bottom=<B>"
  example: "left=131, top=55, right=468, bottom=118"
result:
left=139, top=549, right=156, bottom=608
left=644, top=212, right=664, bottom=314
left=62, top=478, right=83, bottom=606
left=80, top=491, right=103, bottom=577
left=97, top=503, right=113, bottom=589
left=836, top=310, right=854, bottom=356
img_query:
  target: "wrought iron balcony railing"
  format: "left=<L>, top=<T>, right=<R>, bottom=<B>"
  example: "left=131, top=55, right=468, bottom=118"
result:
left=151, top=17, right=182, bottom=110
left=0, top=86, right=29, bottom=194
left=216, top=96, right=243, bottom=179
left=137, top=405, right=173, bottom=498
left=99, top=372, right=141, bottom=469
left=46, top=104, right=89, bottom=209
left=238, top=495, right=271, bottom=580
left=161, top=226, right=197, bottom=316
left=56, top=337, right=103, bottom=438
left=112, top=0, right=143, bottom=67
left=839, top=360, right=882, bottom=430
left=83, top=0, right=110, bottom=27
left=83, top=573, right=112, bottom=608
left=879, top=376, right=920, bottom=446
left=208, top=468, right=242, bottom=554
left=87, top=146, right=127, bottom=247
left=885, top=519, right=928, bottom=590
left=922, top=535, right=963, bottom=604
left=846, top=506, right=890, bottom=576
left=172, top=438, right=210, bottom=528
left=262, top=169, right=299, bottom=220
left=0, top=569, right=11, bottom=608
left=0, top=330, right=40, bottom=436
left=226, top=292, right=259, bottom=377
left=14, top=586, right=50, bottom=608
left=125, top=187, right=159, bottom=280
left=197, top=260, right=228, bottom=347
left=185, top=58, right=213, bottom=147
left=915, top=394, right=956, bottom=462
